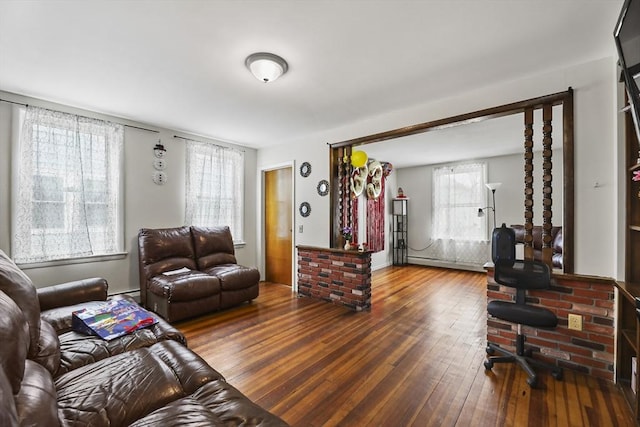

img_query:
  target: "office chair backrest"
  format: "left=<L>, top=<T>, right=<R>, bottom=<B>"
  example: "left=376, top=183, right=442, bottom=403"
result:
left=492, top=223, right=515, bottom=267
left=492, top=224, right=552, bottom=291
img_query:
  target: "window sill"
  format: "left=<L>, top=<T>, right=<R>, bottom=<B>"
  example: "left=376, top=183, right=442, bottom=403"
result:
left=234, top=241, right=246, bottom=249
left=17, top=252, right=128, bottom=270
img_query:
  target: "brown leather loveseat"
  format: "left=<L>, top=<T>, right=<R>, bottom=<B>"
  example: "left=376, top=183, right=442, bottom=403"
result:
left=510, top=224, right=563, bottom=269
left=0, top=249, right=287, bottom=426
left=138, top=225, right=260, bottom=322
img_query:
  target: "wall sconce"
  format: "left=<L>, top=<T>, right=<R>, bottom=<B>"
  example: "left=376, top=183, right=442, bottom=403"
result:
left=478, top=182, right=502, bottom=230
left=245, top=52, right=288, bottom=83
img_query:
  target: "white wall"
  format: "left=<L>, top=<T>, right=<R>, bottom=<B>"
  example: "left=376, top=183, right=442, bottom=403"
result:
left=0, top=91, right=258, bottom=293
left=258, top=57, right=620, bottom=278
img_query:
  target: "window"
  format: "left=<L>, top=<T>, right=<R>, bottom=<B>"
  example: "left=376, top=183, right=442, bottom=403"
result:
left=185, top=139, right=244, bottom=242
left=428, top=162, right=488, bottom=265
left=13, top=106, right=124, bottom=264
left=432, top=163, right=486, bottom=241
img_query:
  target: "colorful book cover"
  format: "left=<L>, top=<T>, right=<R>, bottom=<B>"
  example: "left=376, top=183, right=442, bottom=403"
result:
left=72, top=299, right=158, bottom=341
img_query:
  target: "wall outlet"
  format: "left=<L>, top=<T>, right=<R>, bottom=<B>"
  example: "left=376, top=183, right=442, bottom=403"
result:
left=298, top=225, right=303, bottom=233
left=568, top=313, right=583, bottom=331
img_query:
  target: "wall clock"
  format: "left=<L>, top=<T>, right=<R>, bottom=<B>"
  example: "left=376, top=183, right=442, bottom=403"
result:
left=317, top=179, right=329, bottom=196
left=300, top=162, right=312, bottom=177
left=299, top=202, right=311, bottom=217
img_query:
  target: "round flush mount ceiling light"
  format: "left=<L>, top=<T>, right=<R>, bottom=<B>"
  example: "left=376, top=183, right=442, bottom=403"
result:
left=245, top=52, right=288, bottom=83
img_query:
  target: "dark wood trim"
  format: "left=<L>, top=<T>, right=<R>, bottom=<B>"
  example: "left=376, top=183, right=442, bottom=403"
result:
left=542, top=103, right=554, bottom=267
left=563, top=88, right=575, bottom=273
left=329, top=89, right=575, bottom=273
left=329, top=90, right=569, bottom=148
left=524, top=107, right=534, bottom=261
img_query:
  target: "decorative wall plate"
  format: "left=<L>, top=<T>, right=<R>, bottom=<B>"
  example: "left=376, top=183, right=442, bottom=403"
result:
left=152, top=171, right=167, bottom=185
left=153, top=143, right=166, bottom=158
left=317, top=179, right=329, bottom=196
left=300, top=162, right=312, bottom=177
left=299, top=202, right=311, bottom=217
left=153, top=158, right=166, bottom=170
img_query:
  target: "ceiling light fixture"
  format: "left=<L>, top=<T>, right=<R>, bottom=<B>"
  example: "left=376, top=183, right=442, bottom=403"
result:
left=245, top=52, right=288, bottom=83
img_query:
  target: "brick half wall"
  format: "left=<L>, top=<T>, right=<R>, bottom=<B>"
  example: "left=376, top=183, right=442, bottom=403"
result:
left=297, top=245, right=372, bottom=311
left=487, top=270, right=615, bottom=381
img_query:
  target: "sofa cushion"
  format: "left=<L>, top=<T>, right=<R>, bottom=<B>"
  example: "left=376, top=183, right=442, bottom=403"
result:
left=0, top=291, right=29, bottom=394
left=0, top=369, right=18, bottom=427
left=148, top=271, right=221, bottom=302
left=129, top=397, right=225, bottom=426
left=191, top=226, right=237, bottom=270
left=0, top=250, right=41, bottom=358
left=15, top=360, right=59, bottom=427
left=38, top=294, right=187, bottom=375
left=31, top=320, right=61, bottom=376
left=56, top=326, right=187, bottom=377
left=40, top=300, right=110, bottom=334
left=55, top=340, right=224, bottom=426
left=138, top=226, right=198, bottom=274
left=130, top=380, right=289, bottom=427
left=38, top=277, right=108, bottom=312
left=205, top=264, right=261, bottom=291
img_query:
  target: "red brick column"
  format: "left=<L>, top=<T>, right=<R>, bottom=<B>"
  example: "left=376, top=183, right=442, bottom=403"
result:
left=486, top=269, right=615, bottom=381
left=297, top=245, right=371, bottom=311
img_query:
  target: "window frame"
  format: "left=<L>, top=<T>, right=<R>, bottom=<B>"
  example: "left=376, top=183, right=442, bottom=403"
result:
left=11, top=105, right=125, bottom=266
left=184, top=139, right=245, bottom=244
left=431, top=162, right=487, bottom=242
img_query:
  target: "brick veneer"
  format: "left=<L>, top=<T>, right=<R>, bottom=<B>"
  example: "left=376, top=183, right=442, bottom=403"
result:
left=486, top=269, right=615, bottom=381
left=297, top=245, right=372, bottom=311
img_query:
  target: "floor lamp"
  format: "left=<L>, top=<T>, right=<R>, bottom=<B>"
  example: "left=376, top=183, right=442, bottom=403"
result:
left=478, top=182, right=502, bottom=231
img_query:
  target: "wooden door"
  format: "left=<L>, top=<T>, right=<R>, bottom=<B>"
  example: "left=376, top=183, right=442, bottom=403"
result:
left=264, top=167, right=292, bottom=285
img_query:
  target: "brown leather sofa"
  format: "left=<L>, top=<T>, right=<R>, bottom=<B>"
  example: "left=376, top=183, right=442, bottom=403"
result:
left=138, top=225, right=260, bottom=322
left=0, top=250, right=287, bottom=426
left=510, top=224, right=563, bottom=269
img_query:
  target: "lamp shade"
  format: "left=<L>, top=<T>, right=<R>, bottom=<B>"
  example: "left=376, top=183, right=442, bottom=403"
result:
left=485, top=182, right=502, bottom=191
left=245, top=52, right=288, bottom=83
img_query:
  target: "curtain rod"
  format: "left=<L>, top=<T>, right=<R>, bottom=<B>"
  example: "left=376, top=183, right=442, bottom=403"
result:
left=124, top=124, right=159, bottom=133
left=173, top=135, right=245, bottom=152
left=1, top=98, right=159, bottom=134
left=0, top=98, right=28, bottom=107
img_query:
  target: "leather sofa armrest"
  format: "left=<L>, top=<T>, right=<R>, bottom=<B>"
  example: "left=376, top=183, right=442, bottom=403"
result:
left=37, top=278, right=108, bottom=311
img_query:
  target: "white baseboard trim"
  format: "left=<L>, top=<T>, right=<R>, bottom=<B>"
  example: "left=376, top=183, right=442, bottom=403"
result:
left=407, top=257, right=486, bottom=272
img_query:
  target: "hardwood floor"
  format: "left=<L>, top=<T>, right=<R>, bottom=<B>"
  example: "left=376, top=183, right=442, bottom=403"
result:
left=177, top=265, right=634, bottom=426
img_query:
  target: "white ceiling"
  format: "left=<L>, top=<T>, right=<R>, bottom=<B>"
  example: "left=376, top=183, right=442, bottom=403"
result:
left=0, top=0, right=623, bottom=154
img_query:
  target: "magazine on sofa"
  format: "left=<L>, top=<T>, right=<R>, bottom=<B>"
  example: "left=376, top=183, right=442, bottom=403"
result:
left=72, top=299, right=158, bottom=340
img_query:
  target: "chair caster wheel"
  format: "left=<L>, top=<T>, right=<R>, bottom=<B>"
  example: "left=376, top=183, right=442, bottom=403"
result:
left=486, top=346, right=495, bottom=355
left=552, top=370, right=563, bottom=381
left=527, top=376, right=538, bottom=388
left=484, top=360, right=493, bottom=371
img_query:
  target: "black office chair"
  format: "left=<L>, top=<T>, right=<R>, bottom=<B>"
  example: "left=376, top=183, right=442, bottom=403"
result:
left=484, top=224, right=563, bottom=388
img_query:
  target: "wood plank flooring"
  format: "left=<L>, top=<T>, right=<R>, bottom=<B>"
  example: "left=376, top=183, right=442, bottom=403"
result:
left=177, top=265, right=634, bottom=426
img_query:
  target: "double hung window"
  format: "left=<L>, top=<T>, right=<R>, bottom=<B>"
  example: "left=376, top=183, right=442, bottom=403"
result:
left=430, top=162, right=488, bottom=265
left=13, top=106, right=124, bottom=264
left=432, top=162, right=487, bottom=241
left=184, top=139, right=244, bottom=243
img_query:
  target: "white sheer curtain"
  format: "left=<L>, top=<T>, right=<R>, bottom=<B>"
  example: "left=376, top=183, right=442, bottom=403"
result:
left=431, top=162, right=487, bottom=264
left=13, top=106, right=123, bottom=263
left=185, top=139, right=244, bottom=242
